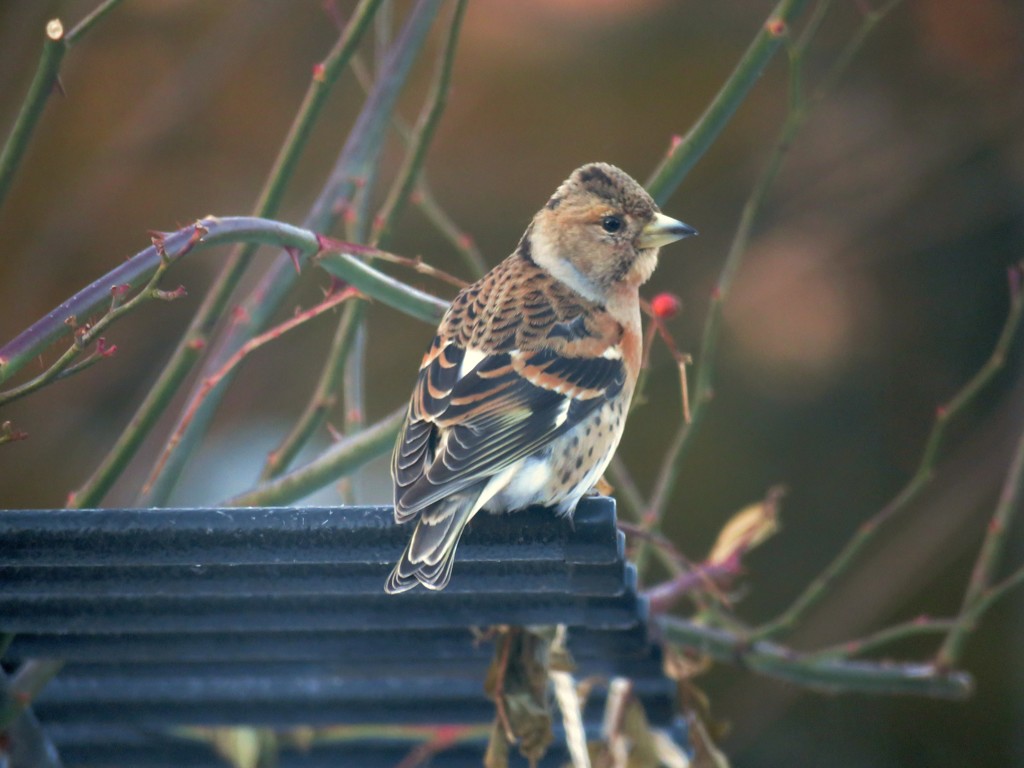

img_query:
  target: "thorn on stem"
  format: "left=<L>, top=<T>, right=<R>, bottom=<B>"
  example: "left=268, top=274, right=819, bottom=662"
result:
left=312, top=62, right=327, bottom=83
left=109, top=283, right=131, bottom=309
left=148, top=231, right=169, bottom=261
left=286, top=246, right=302, bottom=275
left=669, top=134, right=683, bottom=153
left=95, top=337, right=117, bottom=358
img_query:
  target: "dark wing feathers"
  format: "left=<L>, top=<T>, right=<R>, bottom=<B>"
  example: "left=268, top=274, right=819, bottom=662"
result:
left=392, top=336, right=625, bottom=519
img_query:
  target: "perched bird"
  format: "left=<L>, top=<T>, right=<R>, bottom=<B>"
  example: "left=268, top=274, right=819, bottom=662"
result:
left=386, top=163, right=696, bottom=593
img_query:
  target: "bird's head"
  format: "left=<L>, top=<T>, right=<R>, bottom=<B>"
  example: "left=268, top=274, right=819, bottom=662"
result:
left=526, top=162, right=696, bottom=303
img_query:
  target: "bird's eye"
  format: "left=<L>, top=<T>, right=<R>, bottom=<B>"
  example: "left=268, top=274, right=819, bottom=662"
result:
left=601, top=215, right=623, bottom=234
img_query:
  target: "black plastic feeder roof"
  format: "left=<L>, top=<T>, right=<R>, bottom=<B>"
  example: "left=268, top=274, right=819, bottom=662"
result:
left=0, top=496, right=685, bottom=767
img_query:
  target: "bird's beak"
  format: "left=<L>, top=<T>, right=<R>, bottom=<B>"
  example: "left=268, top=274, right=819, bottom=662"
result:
left=638, top=212, right=698, bottom=249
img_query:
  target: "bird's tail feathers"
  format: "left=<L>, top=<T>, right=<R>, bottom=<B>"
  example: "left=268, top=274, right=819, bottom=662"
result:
left=385, top=493, right=479, bottom=594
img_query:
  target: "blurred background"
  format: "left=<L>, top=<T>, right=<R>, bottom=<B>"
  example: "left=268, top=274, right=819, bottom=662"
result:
left=1, top=1, right=1023, bottom=765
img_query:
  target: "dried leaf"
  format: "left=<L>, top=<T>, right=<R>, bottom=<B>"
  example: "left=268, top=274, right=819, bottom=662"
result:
left=650, top=729, right=693, bottom=768
left=484, top=627, right=555, bottom=766
left=485, top=717, right=510, bottom=768
left=184, top=727, right=271, bottom=768
left=688, top=714, right=731, bottom=768
left=706, top=487, right=783, bottom=566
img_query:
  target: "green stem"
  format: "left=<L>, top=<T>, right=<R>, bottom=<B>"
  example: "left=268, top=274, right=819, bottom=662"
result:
left=0, top=257, right=171, bottom=407
left=811, top=617, right=957, bottom=661
left=316, top=249, right=448, bottom=322
left=51, top=219, right=442, bottom=507
left=372, top=0, right=468, bottom=246
left=0, top=19, right=67, bottom=212
left=0, top=659, right=65, bottom=729
left=65, top=0, right=126, bottom=44
left=267, top=2, right=465, bottom=486
left=69, top=1, right=383, bottom=507
left=658, top=616, right=971, bottom=699
left=936, top=418, right=1024, bottom=668
left=226, top=407, right=405, bottom=507
left=139, top=0, right=444, bottom=507
left=414, top=179, right=488, bottom=278
left=261, top=302, right=363, bottom=480
left=645, top=0, right=810, bottom=205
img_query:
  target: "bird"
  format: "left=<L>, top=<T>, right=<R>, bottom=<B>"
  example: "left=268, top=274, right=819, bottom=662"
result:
left=385, top=162, right=696, bottom=593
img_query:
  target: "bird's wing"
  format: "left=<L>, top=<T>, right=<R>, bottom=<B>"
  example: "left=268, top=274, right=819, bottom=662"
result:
left=391, top=330, right=626, bottom=521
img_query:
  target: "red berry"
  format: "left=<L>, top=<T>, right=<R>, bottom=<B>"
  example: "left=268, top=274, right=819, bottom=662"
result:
left=651, top=292, right=681, bottom=319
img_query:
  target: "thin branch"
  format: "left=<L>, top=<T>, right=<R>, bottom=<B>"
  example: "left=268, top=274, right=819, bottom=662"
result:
left=225, top=406, right=405, bottom=507
left=413, top=180, right=488, bottom=278
left=645, top=0, right=811, bottom=205
left=372, top=0, right=469, bottom=246
left=261, top=300, right=362, bottom=480
left=0, top=243, right=183, bottom=407
left=68, top=0, right=383, bottom=509
left=351, top=47, right=487, bottom=279
left=141, top=287, right=362, bottom=497
left=634, top=0, right=908, bottom=578
left=811, top=617, right=957, bottom=661
left=54, top=220, right=444, bottom=507
left=753, top=265, right=1024, bottom=641
left=0, top=19, right=67, bottom=212
left=138, top=0, right=445, bottom=507
left=658, top=615, right=972, bottom=699
left=936, top=414, right=1024, bottom=668
left=0, top=659, right=65, bottom=729
left=65, top=0, right=126, bottom=44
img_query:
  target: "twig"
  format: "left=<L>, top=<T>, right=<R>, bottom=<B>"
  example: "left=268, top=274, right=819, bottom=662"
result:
left=0, top=224, right=204, bottom=404
left=340, top=319, right=368, bottom=503
left=372, top=0, right=469, bottom=246
left=413, top=180, right=488, bottom=278
left=65, top=0, right=126, bottom=44
left=0, top=19, right=67, bottom=212
left=261, top=300, right=362, bottom=480
left=634, top=0, right=908, bottom=578
left=0, top=0, right=125, bottom=212
left=52, top=228, right=440, bottom=508
left=138, top=0, right=445, bottom=507
left=753, top=264, right=1024, bottom=641
left=67, top=0, right=382, bottom=509
left=645, top=0, right=811, bottom=204
left=351, top=48, right=487, bottom=278
left=936, top=415, right=1024, bottom=668
left=225, top=406, right=405, bottom=507
left=811, top=617, right=957, bottom=661
left=658, top=615, right=972, bottom=699
left=0, top=659, right=65, bottom=729
left=141, top=287, right=361, bottom=497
